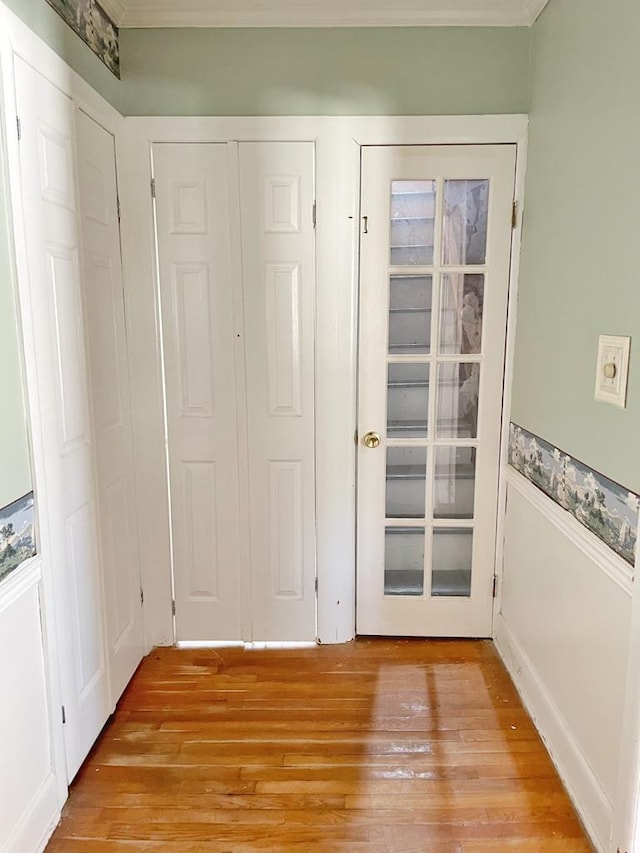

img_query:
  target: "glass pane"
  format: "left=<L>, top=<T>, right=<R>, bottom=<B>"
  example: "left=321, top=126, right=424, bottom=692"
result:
left=436, top=362, right=480, bottom=439
left=434, top=447, right=476, bottom=519
left=386, top=447, right=427, bottom=519
left=387, top=363, right=430, bottom=439
left=431, top=529, right=473, bottom=597
left=439, top=274, right=484, bottom=355
left=443, top=179, right=489, bottom=266
left=390, top=180, right=436, bottom=266
left=389, top=275, right=432, bottom=355
left=385, top=527, right=424, bottom=596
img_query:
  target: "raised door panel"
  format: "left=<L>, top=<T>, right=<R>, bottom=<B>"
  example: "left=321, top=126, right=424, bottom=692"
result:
left=265, top=263, right=303, bottom=417
left=269, top=461, right=304, bottom=600
left=76, top=109, right=144, bottom=705
left=153, top=143, right=242, bottom=641
left=14, top=57, right=111, bottom=780
left=172, top=262, right=216, bottom=417
left=239, top=142, right=316, bottom=642
left=47, top=244, right=90, bottom=450
left=180, top=461, right=220, bottom=600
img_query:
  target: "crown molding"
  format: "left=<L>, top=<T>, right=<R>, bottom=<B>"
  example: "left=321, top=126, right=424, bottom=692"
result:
left=523, top=0, right=550, bottom=24
left=98, top=0, right=127, bottom=27
left=118, top=1, right=548, bottom=29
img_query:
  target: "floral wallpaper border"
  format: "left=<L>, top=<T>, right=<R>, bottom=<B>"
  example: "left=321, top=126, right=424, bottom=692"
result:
left=45, top=0, right=120, bottom=78
left=508, top=423, right=638, bottom=566
left=0, top=491, right=37, bottom=584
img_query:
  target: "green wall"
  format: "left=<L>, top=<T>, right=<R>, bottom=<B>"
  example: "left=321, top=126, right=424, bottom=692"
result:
left=2, top=0, right=122, bottom=109
left=0, top=135, right=31, bottom=510
left=121, top=27, right=531, bottom=116
left=512, top=0, right=640, bottom=491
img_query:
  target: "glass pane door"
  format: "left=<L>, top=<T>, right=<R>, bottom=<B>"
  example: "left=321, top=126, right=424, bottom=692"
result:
left=384, top=178, right=486, bottom=601
left=357, top=144, right=516, bottom=637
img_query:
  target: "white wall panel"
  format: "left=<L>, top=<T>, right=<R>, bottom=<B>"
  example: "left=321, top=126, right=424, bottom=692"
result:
left=496, top=474, right=632, bottom=851
left=0, top=565, right=59, bottom=853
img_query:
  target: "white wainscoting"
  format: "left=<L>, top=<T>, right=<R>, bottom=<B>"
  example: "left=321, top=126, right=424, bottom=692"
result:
left=0, top=559, right=60, bottom=853
left=495, top=468, right=633, bottom=853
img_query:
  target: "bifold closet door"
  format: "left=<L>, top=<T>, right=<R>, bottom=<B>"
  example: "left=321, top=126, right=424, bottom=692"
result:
left=153, top=144, right=243, bottom=641
left=14, top=57, right=111, bottom=779
left=154, top=141, right=316, bottom=642
left=239, top=142, right=317, bottom=642
left=76, top=110, right=144, bottom=700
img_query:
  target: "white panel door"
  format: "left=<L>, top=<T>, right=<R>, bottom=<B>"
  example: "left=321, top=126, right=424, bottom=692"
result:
left=357, top=145, right=516, bottom=637
left=153, top=144, right=242, bottom=641
left=239, top=142, right=316, bottom=642
left=76, top=110, right=144, bottom=701
left=14, top=57, right=110, bottom=778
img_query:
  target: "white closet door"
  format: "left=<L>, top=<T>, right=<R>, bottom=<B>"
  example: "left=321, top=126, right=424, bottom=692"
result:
left=76, top=110, right=144, bottom=700
left=14, top=57, right=110, bottom=779
left=239, top=142, right=317, bottom=642
left=153, top=144, right=242, bottom=641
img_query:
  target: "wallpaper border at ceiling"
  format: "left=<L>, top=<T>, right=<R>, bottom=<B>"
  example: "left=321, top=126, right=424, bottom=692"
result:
left=44, top=0, right=120, bottom=77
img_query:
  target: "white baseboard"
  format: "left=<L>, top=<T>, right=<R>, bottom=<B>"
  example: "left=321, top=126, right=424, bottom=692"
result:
left=494, top=613, right=612, bottom=853
left=2, top=772, right=60, bottom=853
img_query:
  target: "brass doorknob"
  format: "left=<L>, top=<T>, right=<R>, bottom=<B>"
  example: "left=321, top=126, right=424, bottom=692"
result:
left=362, top=431, right=381, bottom=449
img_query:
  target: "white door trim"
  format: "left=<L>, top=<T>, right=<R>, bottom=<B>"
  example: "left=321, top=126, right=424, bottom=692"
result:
left=120, top=114, right=528, bottom=649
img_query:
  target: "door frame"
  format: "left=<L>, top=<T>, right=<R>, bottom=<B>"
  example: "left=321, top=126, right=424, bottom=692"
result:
left=120, top=114, right=528, bottom=649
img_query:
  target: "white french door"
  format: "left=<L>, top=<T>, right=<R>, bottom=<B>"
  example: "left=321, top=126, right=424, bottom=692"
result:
left=14, top=57, right=111, bottom=778
left=357, top=145, right=516, bottom=637
left=153, top=141, right=316, bottom=642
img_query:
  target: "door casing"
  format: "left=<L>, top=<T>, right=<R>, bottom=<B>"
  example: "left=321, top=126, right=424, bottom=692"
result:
left=119, top=115, right=528, bottom=648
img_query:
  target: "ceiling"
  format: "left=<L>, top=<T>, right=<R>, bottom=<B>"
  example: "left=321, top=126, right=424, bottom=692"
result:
left=102, top=0, right=550, bottom=29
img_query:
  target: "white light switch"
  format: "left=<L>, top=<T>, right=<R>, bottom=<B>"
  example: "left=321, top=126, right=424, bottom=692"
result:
left=594, top=335, right=631, bottom=408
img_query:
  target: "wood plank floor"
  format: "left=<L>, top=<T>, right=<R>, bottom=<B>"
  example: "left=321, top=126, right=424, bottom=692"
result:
left=46, top=639, right=594, bottom=852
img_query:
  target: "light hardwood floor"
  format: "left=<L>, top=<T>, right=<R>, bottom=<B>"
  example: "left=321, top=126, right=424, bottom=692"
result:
left=46, top=639, right=594, bottom=852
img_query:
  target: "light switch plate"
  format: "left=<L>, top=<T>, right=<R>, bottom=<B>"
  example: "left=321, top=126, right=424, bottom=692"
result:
left=594, top=335, right=631, bottom=408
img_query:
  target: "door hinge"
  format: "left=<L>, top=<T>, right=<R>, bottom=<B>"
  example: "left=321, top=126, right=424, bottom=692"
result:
left=171, top=599, right=176, bottom=616
left=362, top=215, right=369, bottom=234
left=61, top=705, right=66, bottom=725
left=492, top=575, right=498, bottom=598
left=16, top=116, right=21, bottom=141
left=117, top=197, right=121, bottom=223
left=314, top=577, right=318, bottom=596
left=511, top=201, right=518, bottom=229
left=312, top=200, right=317, bottom=229
left=140, top=587, right=144, bottom=606
left=151, top=178, right=156, bottom=199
